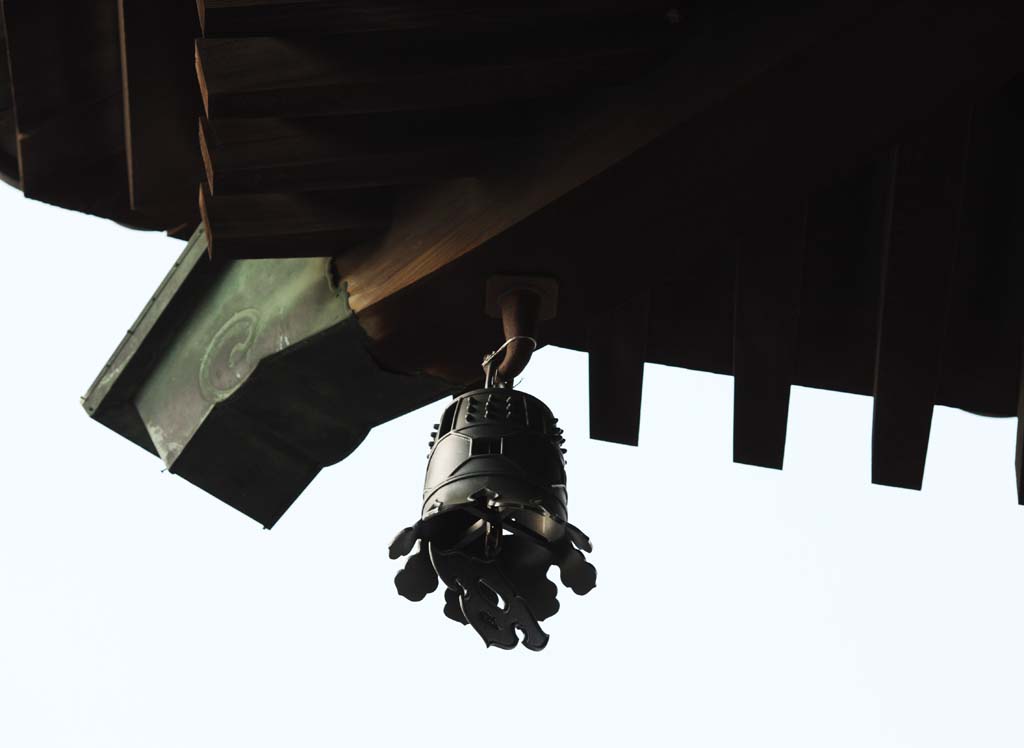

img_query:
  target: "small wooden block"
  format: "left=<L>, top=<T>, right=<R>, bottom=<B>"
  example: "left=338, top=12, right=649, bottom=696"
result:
left=587, top=290, right=651, bottom=446
left=871, top=111, right=972, bottom=490
left=732, top=193, right=807, bottom=469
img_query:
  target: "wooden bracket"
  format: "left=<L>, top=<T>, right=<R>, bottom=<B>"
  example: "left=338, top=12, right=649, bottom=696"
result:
left=485, top=275, right=559, bottom=321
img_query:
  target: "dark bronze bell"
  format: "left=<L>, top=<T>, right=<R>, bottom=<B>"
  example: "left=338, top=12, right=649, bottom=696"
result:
left=389, top=377, right=596, bottom=651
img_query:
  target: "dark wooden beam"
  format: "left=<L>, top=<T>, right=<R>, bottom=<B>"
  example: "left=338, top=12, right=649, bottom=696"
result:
left=199, top=184, right=391, bottom=259
left=2, top=0, right=124, bottom=202
left=0, top=17, right=16, bottom=186
left=16, top=151, right=168, bottom=231
left=795, top=161, right=886, bottom=397
left=336, top=2, right=876, bottom=314
left=117, top=0, right=203, bottom=221
left=0, top=16, right=10, bottom=113
left=0, top=0, right=171, bottom=229
left=1017, top=346, right=1024, bottom=502
left=1007, top=85, right=1024, bottom=504
left=871, top=111, right=972, bottom=490
left=732, top=193, right=807, bottom=469
left=15, top=94, right=123, bottom=201
left=12, top=95, right=169, bottom=229
left=199, top=114, right=519, bottom=194
left=198, top=0, right=678, bottom=36
left=937, top=80, right=1024, bottom=419
left=195, top=35, right=656, bottom=118
left=587, top=291, right=650, bottom=446
left=0, top=114, right=17, bottom=187
left=0, top=0, right=122, bottom=133
left=338, top=1, right=1024, bottom=407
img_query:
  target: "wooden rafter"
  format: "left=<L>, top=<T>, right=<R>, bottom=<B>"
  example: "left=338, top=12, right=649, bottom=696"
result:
left=2, top=0, right=122, bottom=196
left=195, top=35, right=657, bottom=119
left=587, top=291, right=650, bottom=446
left=795, top=162, right=885, bottom=397
left=197, top=0, right=679, bottom=36
left=871, top=112, right=972, bottom=490
left=938, top=82, right=1024, bottom=418
left=336, top=2, right=879, bottom=315
left=732, top=193, right=807, bottom=470
left=1018, top=351, right=1024, bottom=502
left=0, top=0, right=170, bottom=229
left=199, top=114, right=517, bottom=195
left=0, top=12, right=17, bottom=187
left=117, top=0, right=202, bottom=222
left=199, top=184, right=391, bottom=259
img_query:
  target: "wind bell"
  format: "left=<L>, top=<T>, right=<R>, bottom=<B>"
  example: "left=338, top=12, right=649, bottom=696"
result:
left=389, top=284, right=596, bottom=650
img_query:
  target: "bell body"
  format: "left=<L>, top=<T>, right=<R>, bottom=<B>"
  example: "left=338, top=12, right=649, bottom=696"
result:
left=390, top=384, right=595, bottom=651
left=423, top=387, right=568, bottom=544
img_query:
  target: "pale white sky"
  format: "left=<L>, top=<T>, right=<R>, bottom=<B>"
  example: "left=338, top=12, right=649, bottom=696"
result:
left=2, top=183, right=1023, bottom=747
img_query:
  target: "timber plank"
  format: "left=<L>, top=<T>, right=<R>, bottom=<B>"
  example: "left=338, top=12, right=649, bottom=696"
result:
left=199, top=114, right=521, bottom=194
left=938, top=81, right=1024, bottom=418
left=871, top=112, right=972, bottom=490
left=0, top=13, right=12, bottom=176
left=0, top=91, right=16, bottom=183
left=196, top=36, right=655, bottom=118
left=1, top=0, right=121, bottom=132
left=587, top=291, right=650, bottom=446
left=1, top=0, right=171, bottom=228
left=1006, top=86, right=1024, bottom=503
left=16, top=93, right=124, bottom=202
left=0, top=108, right=15, bottom=181
left=336, top=1, right=877, bottom=313
left=732, top=193, right=807, bottom=469
left=0, top=16, right=9, bottom=113
left=1018, top=350, right=1024, bottom=502
left=341, top=1, right=1024, bottom=421
left=19, top=152, right=168, bottom=230
left=118, top=0, right=203, bottom=219
left=200, top=185, right=392, bottom=258
left=198, top=0, right=678, bottom=36
left=795, top=162, right=885, bottom=397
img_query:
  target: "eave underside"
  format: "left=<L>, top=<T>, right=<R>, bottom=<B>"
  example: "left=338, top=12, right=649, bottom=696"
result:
left=4, top=1, right=1023, bottom=506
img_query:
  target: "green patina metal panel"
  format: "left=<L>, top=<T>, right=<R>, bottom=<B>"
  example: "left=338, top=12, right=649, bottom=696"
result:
left=84, top=226, right=453, bottom=527
left=135, top=245, right=354, bottom=466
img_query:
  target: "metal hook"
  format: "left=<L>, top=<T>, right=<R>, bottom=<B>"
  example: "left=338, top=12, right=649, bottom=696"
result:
left=482, top=335, right=537, bottom=387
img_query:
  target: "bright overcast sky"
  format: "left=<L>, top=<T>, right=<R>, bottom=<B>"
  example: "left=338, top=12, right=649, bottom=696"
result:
left=2, top=182, right=1023, bottom=747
